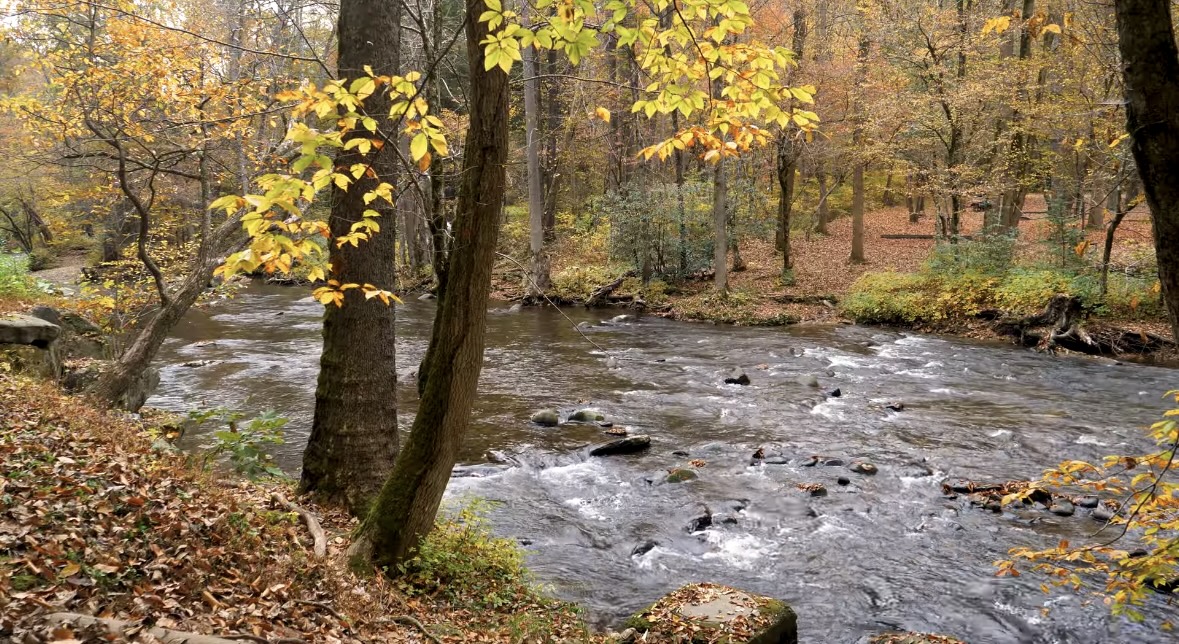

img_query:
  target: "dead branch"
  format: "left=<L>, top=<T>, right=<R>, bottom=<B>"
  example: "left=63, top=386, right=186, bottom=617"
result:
left=43, top=613, right=243, bottom=644
left=391, top=615, right=443, bottom=644
left=270, top=494, right=327, bottom=558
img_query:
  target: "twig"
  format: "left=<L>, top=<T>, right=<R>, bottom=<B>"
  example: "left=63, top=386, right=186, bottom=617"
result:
left=391, top=615, right=443, bottom=644
left=271, top=494, right=327, bottom=558
left=294, top=599, right=349, bottom=625
left=224, top=634, right=271, bottom=643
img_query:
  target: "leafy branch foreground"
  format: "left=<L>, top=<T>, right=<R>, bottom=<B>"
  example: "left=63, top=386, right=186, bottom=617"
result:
left=998, top=391, right=1179, bottom=627
left=0, top=375, right=589, bottom=643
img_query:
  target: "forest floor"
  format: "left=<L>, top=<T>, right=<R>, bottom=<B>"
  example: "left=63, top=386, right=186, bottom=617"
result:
left=0, top=374, right=597, bottom=644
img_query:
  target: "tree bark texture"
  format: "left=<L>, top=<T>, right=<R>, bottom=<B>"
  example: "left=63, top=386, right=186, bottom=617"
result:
left=522, top=10, right=549, bottom=296
left=301, top=0, right=402, bottom=514
left=358, top=0, right=510, bottom=569
left=1113, top=0, right=1179, bottom=341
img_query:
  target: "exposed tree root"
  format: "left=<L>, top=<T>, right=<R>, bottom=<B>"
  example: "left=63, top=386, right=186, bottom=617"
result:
left=991, top=293, right=1174, bottom=356
left=270, top=494, right=327, bottom=558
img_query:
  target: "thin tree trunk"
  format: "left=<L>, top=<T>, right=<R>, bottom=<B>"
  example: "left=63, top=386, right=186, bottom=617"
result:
left=355, top=0, right=510, bottom=569
left=712, top=156, right=728, bottom=293
left=300, top=0, right=402, bottom=514
left=776, top=7, right=806, bottom=277
left=672, top=110, right=688, bottom=276
left=522, top=10, right=548, bottom=296
left=1113, top=0, right=1179, bottom=340
left=815, top=170, right=829, bottom=234
left=850, top=34, right=869, bottom=263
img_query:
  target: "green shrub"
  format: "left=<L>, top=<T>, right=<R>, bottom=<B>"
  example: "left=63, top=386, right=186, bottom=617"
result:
left=27, top=248, right=56, bottom=271
left=993, top=269, right=1074, bottom=314
left=925, top=233, right=1017, bottom=277
left=189, top=408, right=287, bottom=480
left=842, top=272, right=938, bottom=324
left=398, top=501, right=533, bottom=609
left=549, top=264, right=629, bottom=301
left=0, top=253, right=37, bottom=297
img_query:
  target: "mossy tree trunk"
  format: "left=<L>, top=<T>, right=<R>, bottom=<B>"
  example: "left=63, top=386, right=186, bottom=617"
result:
left=300, top=0, right=401, bottom=515
left=354, top=0, right=509, bottom=569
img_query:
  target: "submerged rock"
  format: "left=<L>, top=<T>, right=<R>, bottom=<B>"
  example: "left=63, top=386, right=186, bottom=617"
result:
left=803, top=455, right=844, bottom=467
left=568, top=408, right=605, bottom=422
left=507, top=302, right=523, bottom=313
left=797, top=374, right=820, bottom=388
left=837, top=476, right=851, bottom=486
left=665, top=468, right=698, bottom=484
left=631, top=540, right=658, bottom=557
left=1076, top=495, right=1100, bottom=508
left=686, top=508, right=713, bottom=533
left=1050, top=500, right=1075, bottom=517
left=827, top=388, right=842, bottom=398
left=590, top=435, right=651, bottom=457
left=1092, top=505, right=1115, bottom=522
left=724, top=368, right=751, bottom=386
left=529, top=409, right=559, bottom=427
left=624, top=582, right=797, bottom=644
left=886, top=402, right=905, bottom=412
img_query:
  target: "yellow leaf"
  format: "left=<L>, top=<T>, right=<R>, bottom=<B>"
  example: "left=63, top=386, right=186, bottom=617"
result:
left=595, top=106, right=611, bottom=123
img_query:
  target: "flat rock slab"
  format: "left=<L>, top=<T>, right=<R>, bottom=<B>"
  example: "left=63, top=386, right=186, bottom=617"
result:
left=590, top=435, right=651, bottom=457
left=0, top=313, right=60, bottom=348
left=625, top=582, right=797, bottom=643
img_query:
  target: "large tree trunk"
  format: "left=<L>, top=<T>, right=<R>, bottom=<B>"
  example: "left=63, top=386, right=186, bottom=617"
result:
left=522, top=11, right=549, bottom=297
left=354, top=0, right=510, bottom=569
left=849, top=35, right=869, bottom=263
left=300, top=0, right=402, bottom=514
left=776, top=8, right=807, bottom=277
left=1113, top=0, right=1179, bottom=341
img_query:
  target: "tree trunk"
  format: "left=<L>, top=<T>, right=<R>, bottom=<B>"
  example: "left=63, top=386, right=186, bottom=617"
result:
left=522, top=11, right=549, bottom=296
left=712, top=155, right=728, bottom=293
left=815, top=170, right=829, bottom=234
left=1114, top=0, right=1179, bottom=340
left=300, top=0, right=402, bottom=514
left=777, top=133, right=798, bottom=274
left=355, top=0, right=510, bottom=569
left=672, top=110, right=688, bottom=276
left=850, top=35, right=869, bottom=263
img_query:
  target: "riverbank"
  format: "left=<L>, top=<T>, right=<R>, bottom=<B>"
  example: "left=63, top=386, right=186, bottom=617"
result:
left=0, top=373, right=593, bottom=643
left=491, top=204, right=1173, bottom=361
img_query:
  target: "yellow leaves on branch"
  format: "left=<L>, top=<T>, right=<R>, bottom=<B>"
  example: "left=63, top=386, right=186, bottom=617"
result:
left=312, top=280, right=402, bottom=307
left=477, top=0, right=819, bottom=164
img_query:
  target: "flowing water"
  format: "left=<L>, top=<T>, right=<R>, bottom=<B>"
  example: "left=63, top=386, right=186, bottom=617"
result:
left=150, top=282, right=1176, bottom=643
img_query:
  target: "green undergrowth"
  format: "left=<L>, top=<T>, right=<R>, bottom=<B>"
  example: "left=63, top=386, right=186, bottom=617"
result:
left=0, top=253, right=39, bottom=298
left=844, top=265, right=1162, bottom=327
left=674, top=287, right=799, bottom=326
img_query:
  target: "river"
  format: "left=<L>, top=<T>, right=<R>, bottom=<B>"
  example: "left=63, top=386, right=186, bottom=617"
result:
left=149, top=282, right=1175, bottom=643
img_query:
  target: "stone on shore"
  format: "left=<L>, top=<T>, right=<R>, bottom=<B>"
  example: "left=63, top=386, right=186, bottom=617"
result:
left=624, top=583, right=797, bottom=644
left=0, top=313, right=60, bottom=348
left=530, top=409, right=560, bottom=426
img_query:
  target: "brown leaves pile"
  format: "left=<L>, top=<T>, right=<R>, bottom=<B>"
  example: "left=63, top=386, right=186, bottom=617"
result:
left=0, top=375, right=596, bottom=643
left=628, top=583, right=776, bottom=644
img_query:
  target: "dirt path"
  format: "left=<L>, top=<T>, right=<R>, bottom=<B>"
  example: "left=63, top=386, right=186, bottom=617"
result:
left=30, top=254, right=87, bottom=290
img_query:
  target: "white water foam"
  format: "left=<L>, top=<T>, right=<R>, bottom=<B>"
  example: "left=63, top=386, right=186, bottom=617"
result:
left=700, top=531, right=774, bottom=569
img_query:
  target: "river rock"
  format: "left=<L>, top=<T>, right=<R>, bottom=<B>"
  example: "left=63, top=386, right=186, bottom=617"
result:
left=606, top=356, right=619, bottom=369
left=631, top=540, right=658, bottom=557
left=1076, top=495, right=1100, bottom=508
left=885, top=402, right=905, bottom=412
left=624, top=583, right=797, bottom=644
left=686, top=508, right=712, bottom=533
left=837, top=476, right=851, bottom=486
left=418, top=292, right=435, bottom=300
left=508, top=302, right=522, bottom=313
left=665, top=468, right=698, bottom=483
left=1050, top=500, right=1075, bottom=517
left=850, top=461, right=878, bottom=475
left=798, top=483, right=827, bottom=497
left=0, top=313, right=60, bottom=348
left=803, top=455, right=844, bottom=467
left=724, top=368, right=751, bottom=386
left=763, top=456, right=791, bottom=465
left=827, top=388, right=841, bottom=398
left=569, top=408, right=605, bottom=422
left=529, top=409, right=559, bottom=426
left=29, top=305, right=63, bottom=327
left=1092, top=505, right=1115, bottom=522
left=590, top=435, right=651, bottom=457
left=797, top=374, right=820, bottom=387
left=611, top=314, right=632, bottom=324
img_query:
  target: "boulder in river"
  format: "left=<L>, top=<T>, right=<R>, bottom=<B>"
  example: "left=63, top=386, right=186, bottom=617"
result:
left=1076, top=495, right=1100, bottom=508
left=837, top=476, right=851, bottom=486
left=827, top=388, right=841, bottom=398
left=665, top=468, right=698, bottom=483
left=1049, top=500, right=1075, bottom=517
left=724, top=368, right=751, bottom=386
left=623, top=582, right=797, bottom=644
left=590, top=435, right=651, bottom=457
left=568, top=408, right=605, bottom=422
left=1092, top=505, right=1115, bottom=522
left=418, top=292, right=436, bottom=301
left=529, top=409, right=559, bottom=427
left=803, top=455, right=844, bottom=467
left=631, top=540, right=658, bottom=557
left=507, top=302, right=523, bottom=313
left=797, top=483, right=827, bottom=497
left=885, top=402, right=905, bottom=412
left=796, top=374, right=820, bottom=388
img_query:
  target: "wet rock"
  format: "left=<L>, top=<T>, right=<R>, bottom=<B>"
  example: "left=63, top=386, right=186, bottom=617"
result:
left=606, top=356, right=619, bottom=369
left=568, top=409, right=605, bottom=422
left=590, top=435, right=651, bottom=457
left=612, top=627, right=638, bottom=643
left=763, top=456, right=791, bottom=465
left=721, top=516, right=738, bottom=525
left=181, top=360, right=219, bottom=368
left=611, top=314, right=632, bottom=324
left=900, top=462, right=934, bottom=478
left=804, top=455, right=844, bottom=467
left=686, top=508, right=712, bottom=533
left=508, top=302, right=523, bottom=313
left=517, top=538, right=533, bottom=546
left=942, top=479, right=1004, bottom=494
left=1092, top=505, right=1115, bottom=522
left=1076, top=495, right=1100, bottom=508
left=837, top=476, right=851, bottom=486
left=886, top=402, right=905, bottom=412
left=604, top=426, right=629, bottom=436
left=850, top=461, right=878, bottom=475
left=827, top=388, right=842, bottom=398
left=984, top=499, right=1003, bottom=513
left=1050, top=500, right=1075, bottom=517
left=577, top=321, right=593, bottom=329
left=723, top=368, right=750, bottom=385
left=672, top=450, right=690, bottom=457
left=750, top=447, right=766, bottom=464
left=624, top=583, right=797, bottom=644
left=529, top=409, right=559, bottom=427
left=797, top=374, right=820, bottom=387
left=29, top=305, right=63, bottom=327
left=665, top=468, right=698, bottom=483
left=630, top=541, right=658, bottom=557
left=0, top=313, right=60, bottom=348
left=824, top=369, right=836, bottom=377
left=597, top=421, right=614, bottom=428
left=418, top=292, right=435, bottom=301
